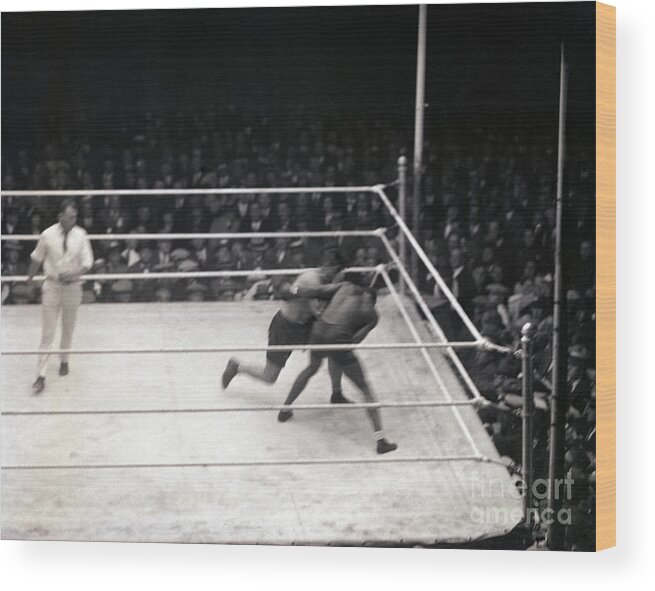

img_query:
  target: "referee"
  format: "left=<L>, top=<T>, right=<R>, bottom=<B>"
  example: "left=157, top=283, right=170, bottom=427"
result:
left=27, top=199, right=94, bottom=394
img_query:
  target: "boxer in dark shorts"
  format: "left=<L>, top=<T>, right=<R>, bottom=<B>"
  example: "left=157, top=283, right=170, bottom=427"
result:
left=308, top=318, right=358, bottom=368
left=266, top=310, right=314, bottom=369
left=277, top=282, right=397, bottom=455
left=221, top=249, right=349, bottom=402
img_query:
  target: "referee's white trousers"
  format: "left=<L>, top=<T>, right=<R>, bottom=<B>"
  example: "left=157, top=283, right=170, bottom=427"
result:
left=36, top=279, right=83, bottom=378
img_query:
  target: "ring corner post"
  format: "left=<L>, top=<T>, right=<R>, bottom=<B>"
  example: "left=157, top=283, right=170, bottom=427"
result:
left=397, top=155, right=408, bottom=295
left=520, top=322, right=536, bottom=528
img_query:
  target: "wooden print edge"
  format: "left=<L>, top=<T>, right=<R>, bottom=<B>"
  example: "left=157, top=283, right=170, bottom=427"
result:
left=595, top=1, right=616, bottom=551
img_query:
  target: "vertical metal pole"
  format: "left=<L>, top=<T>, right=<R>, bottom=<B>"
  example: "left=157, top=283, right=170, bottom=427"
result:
left=521, top=322, right=536, bottom=526
left=547, top=45, right=569, bottom=550
left=397, top=156, right=408, bottom=294
left=412, top=4, right=427, bottom=285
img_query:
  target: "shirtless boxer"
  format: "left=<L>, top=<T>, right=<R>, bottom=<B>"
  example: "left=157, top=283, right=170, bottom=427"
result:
left=221, top=249, right=351, bottom=404
left=278, top=281, right=397, bottom=455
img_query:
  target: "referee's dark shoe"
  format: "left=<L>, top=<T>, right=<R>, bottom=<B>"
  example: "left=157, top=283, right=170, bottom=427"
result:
left=32, top=376, right=45, bottom=394
left=59, top=362, right=69, bottom=376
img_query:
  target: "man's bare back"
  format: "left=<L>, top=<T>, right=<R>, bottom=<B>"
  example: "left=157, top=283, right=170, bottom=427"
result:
left=320, top=283, right=377, bottom=341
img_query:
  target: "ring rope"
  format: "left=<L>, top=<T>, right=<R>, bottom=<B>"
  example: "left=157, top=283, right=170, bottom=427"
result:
left=1, top=399, right=479, bottom=417
left=0, top=340, right=481, bottom=356
left=373, top=185, right=485, bottom=342
left=378, top=231, right=491, bottom=402
left=0, top=266, right=378, bottom=283
left=0, top=454, right=497, bottom=471
left=0, top=186, right=378, bottom=198
left=380, top=266, right=468, bottom=397
left=1, top=229, right=379, bottom=242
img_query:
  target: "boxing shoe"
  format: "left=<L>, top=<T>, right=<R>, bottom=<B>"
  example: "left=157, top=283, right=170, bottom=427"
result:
left=376, top=439, right=398, bottom=455
left=221, top=359, right=239, bottom=389
left=32, top=376, right=45, bottom=394
left=277, top=409, right=293, bottom=422
left=330, top=391, right=353, bottom=404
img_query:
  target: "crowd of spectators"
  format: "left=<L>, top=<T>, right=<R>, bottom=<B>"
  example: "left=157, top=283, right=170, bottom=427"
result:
left=1, top=107, right=596, bottom=549
left=413, top=123, right=596, bottom=550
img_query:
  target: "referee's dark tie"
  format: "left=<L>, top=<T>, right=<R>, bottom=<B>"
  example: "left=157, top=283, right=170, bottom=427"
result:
left=63, top=232, right=67, bottom=252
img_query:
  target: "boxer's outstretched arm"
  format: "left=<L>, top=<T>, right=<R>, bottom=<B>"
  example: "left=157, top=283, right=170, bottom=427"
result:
left=280, top=282, right=344, bottom=300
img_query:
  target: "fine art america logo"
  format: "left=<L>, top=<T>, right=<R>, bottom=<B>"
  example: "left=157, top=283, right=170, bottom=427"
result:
left=469, top=475, right=574, bottom=526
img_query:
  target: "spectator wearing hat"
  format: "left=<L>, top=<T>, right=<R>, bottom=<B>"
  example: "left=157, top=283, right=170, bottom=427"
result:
left=133, top=205, right=158, bottom=234
left=101, top=196, right=130, bottom=236
left=514, top=228, right=544, bottom=282
left=190, top=238, right=211, bottom=270
left=569, top=239, right=595, bottom=298
left=233, top=195, right=251, bottom=229
left=2, top=242, right=32, bottom=304
left=231, top=241, right=253, bottom=273
left=154, top=285, right=173, bottom=303
left=128, top=245, right=158, bottom=302
left=105, top=243, right=130, bottom=297
left=477, top=244, right=497, bottom=278
left=430, top=247, right=475, bottom=341
left=467, top=203, right=484, bottom=253
left=170, top=247, right=191, bottom=264
left=485, top=283, right=510, bottom=329
left=208, top=207, right=237, bottom=254
left=265, top=237, right=294, bottom=271
left=2, top=207, right=28, bottom=237
left=567, top=344, right=593, bottom=413
left=186, top=205, right=210, bottom=235
left=78, top=201, right=103, bottom=236
left=483, top=220, right=508, bottom=269
left=158, top=210, right=177, bottom=234
left=241, top=202, right=275, bottom=252
left=257, top=193, right=277, bottom=229
left=321, top=210, right=357, bottom=263
left=84, top=257, right=108, bottom=303
left=3, top=241, right=27, bottom=275
left=344, top=193, right=359, bottom=229
left=9, top=282, right=33, bottom=305
left=275, top=201, right=296, bottom=233
left=442, top=247, right=476, bottom=339
left=110, top=279, right=133, bottom=303
left=121, top=233, right=142, bottom=268
left=28, top=210, right=45, bottom=236
left=153, top=238, right=176, bottom=272
left=187, top=280, right=208, bottom=302
left=438, top=205, right=461, bottom=243
left=368, top=193, right=387, bottom=230
left=175, top=257, right=199, bottom=300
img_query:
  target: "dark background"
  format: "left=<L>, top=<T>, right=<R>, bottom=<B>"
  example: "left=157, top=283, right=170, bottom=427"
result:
left=2, top=3, right=595, bottom=137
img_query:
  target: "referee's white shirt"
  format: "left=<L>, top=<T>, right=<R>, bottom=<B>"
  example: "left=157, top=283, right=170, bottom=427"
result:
left=31, top=223, right=94, bottom=281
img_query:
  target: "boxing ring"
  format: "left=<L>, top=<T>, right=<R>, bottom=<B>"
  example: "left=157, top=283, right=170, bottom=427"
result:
left=0, top=173, right=530, bottom=546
